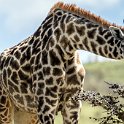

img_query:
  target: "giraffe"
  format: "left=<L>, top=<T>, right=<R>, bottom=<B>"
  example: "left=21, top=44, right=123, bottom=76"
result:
left=0, top=2, right=124, bottom=124
left=14, top=51, right=85, bottom=124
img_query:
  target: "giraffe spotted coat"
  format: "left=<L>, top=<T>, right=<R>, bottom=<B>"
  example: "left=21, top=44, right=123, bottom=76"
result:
left=0, top=2, right=124, bottom=124
left=13, top=51, right=85, bottom=124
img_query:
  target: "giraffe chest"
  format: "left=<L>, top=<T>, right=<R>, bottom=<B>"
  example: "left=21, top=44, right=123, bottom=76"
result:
left=1, top=56, right=67, bottom=113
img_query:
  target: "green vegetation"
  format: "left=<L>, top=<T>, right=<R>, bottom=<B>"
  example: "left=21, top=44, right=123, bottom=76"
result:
left=85, top=60, right=124, bottom=83
left=55, top=61, right=124, bottom=124
left=84, top=60, right=124, bottom=93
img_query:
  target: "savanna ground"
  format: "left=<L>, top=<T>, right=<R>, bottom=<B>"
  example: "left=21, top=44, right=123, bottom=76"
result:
left=55, top=60, right=124, bottom=124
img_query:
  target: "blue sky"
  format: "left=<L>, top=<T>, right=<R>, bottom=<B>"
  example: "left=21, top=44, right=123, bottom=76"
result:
left=0, top=0, right=124, bottom=63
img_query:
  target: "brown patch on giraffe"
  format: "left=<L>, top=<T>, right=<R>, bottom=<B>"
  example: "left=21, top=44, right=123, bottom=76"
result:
left=87, top=28, right=96, bottom=39
left=54, top=28, right=61, bottom=41
left=3, top=69, right=7, bottom=85
left=109, top=53, right=113, bottom=58
left=66, top=67, right=75, bottom=74
left=21, top=64, right=31, bottom=72
left=49, top=49, right=61, bottom=66
left=60, top=35, right=69, bottom=48
left=14, top=94, right=24, bottom=105
left=50, top=2, right=124, bottom=31
left=42, top=50, right=48, bottom=65
left=36, top=83, right=44, bottom=95
left=74, top=35, right=80, bottom=42
left=75, top=26, right=85, bottom=36
left=53, top=67, right=63, bottom=76
left=60, top=15, right=66, bottom=32
left=83, top=37, right=90, bottom=51
left=43, top=67, right=51, bottom=76
left=99, top=47, right=105, bottom=57
left=46, top=77, right=53, bottom=85
left=10, top=58, right=19, bottom=70
left=104, top=45, right=108, bottom=55
left=108, top=37, right=115, bottom=46
left=67, top=75, right=79, bottom=85
left=104, top=32, right=112, bottom=39
left=45, top=87, right=57, bottom=98
left=98, top=27, right=108, bottom=35
left=55, top=45, right=65, bottom=61
left=96, top=35, right=106, bottom=45
left=109, top=47, right=112, bottom=52
left=90, top=41, right=98, bottom=54
left=14, top=50, right=21, bottom=59
left=113, top=47, right=118, bottom=58
left=1, top=96, right=6, bottom=105
left=18, top=70, right=29, bottom=80
left=37, top=71, right=43, bottom=80
left=11, top=71, right=18, bottom=84
left=20, top=83, right=28, bottom=94
left=66, top=23, right=75, bottom=35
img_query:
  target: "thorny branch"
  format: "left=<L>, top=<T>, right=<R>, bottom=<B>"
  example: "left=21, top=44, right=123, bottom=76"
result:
left=72, top=82, right=124, bottom=124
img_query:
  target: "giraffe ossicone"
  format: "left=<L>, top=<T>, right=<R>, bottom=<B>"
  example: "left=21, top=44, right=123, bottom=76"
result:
left=0, top=2, right=124, bottom=124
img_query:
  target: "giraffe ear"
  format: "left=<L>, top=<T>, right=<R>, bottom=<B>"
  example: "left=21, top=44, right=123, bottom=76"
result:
left=109, top=26, right=124, bottom=40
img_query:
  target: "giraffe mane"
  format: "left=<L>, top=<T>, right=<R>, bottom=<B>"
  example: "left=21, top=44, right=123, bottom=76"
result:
left=50, top=2, right=124, bottom=31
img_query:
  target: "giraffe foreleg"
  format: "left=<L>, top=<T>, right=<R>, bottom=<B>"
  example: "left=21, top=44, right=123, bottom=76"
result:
left=36, top=94, right=59, bottom=124
left=61, top=99, right=82, bottom=124
left=62, top=51, right=85, bottom=124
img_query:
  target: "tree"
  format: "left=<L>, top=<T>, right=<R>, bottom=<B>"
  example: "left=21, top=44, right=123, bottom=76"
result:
left=72, top=82, right=124, bottom=124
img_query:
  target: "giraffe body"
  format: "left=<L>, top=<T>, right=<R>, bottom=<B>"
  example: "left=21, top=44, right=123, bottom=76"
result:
left=14, top=51, right=85, bottom=124
left=0, top=2, right=124, bottom=124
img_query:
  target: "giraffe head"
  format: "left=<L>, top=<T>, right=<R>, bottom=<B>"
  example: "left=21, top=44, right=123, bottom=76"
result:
left=109, top=26, right=124, bottom=56
left=109, top=26, right=124, bottom=41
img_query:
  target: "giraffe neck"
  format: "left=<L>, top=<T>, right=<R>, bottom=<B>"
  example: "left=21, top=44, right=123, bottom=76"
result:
left=45, top=9, right=123, bottom=60
left=30, top=8, right=124, bottom=62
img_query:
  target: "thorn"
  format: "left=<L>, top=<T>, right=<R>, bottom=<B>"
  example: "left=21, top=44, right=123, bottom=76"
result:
left=104, top=81, right=111, bottom=85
